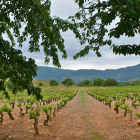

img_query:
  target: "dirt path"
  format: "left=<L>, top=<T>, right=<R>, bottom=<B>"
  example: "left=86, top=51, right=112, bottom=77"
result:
left=0, top=87, right=140, bottom=140
left=44, top=87, right=105, bottom=140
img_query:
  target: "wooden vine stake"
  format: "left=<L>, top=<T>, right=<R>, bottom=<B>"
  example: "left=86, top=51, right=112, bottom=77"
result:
left=130, top=110, right=132, bottom=122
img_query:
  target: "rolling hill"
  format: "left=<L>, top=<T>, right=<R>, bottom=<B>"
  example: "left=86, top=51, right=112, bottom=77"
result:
left=34, top=64, right=140, bottom=83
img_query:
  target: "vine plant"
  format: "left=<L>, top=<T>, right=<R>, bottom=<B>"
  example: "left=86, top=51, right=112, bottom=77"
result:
left=120, top=104, right=130, bottom=117
left=114, top=101, right=123, bottom=114
left=29, top=108, right=40, bottom=135
left=42, top=106, right=49, bottom=126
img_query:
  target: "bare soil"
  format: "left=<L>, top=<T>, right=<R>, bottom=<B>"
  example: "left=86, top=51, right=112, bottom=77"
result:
left=0, top=87, right=140, bottom=140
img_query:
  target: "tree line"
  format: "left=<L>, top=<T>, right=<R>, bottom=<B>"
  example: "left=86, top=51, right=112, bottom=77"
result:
left=48, top=78, right=140, bottom=87
left=48, top=77, right=118, bottom=87
left=7, top=78, right=140, bottom=89
left=77, top=78, right=118, bottom=87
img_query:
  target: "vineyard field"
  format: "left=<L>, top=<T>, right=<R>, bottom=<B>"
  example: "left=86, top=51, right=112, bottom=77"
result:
left=0, top=81, right=140, bottom=140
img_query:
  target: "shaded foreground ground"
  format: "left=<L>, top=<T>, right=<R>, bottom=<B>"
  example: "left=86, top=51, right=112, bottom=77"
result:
left=0, top=87, right=140, bottom=140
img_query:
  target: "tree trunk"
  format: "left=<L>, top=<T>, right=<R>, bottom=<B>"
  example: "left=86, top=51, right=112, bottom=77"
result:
left=19, top=108, right=25, bottom=117
left=23, top=101, right=26, bottom=106
left=49, top=110, right=52, bottom=121
left=8, top=112, right=14, bottom=120
left=53, top=108, right=56, bottom=117
left=34, top=117, right=39, bottom=135
left=114, top=107, right=119, bottom=114
left=26, top=109, right=28, bottom=114
left=12, top=103, right=14, bottom=109
left=124, top=110, right=127, bottom=117
left=0, top=114, right=4, bottom=124
left=44, top=120, right=48, bottom=126
left=108, top=103, right=111, bottom=109
left=44, top=114, right=49, bottom=126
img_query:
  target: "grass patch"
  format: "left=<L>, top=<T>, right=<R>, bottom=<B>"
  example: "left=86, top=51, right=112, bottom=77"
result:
left=80, top=88, right=88, bottom=105
left=87, top=129, right=106, bottom=140
left=83, top=132, right=105, bottom=140
left=79, top=88, right=107, bottom=140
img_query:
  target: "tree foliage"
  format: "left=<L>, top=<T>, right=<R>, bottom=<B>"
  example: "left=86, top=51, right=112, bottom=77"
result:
left=1, top=0, right=81, bottom=67
left=103, top=78, right=118, bottom=86
left=0, top=0, right=81, bottom=99
left=93, top=78, right=104, bottom=86
left=77, top=81, right=85, bottom=87
left=6, top=80, right=14, bottom=90
left=118, top=79, right=140, bottom=86
left=84, top=79, right=92, bottom=86
left=38, top=82, right=43, bottom=86
left=77, top=79, right=92, bottom=87
left=71, top=0, right=140, bottom=59
left=49, top=79, right=59, bottom=86
left=0, top=38, right=40, bottom=98
left=62, top=78, right=73, bottom=86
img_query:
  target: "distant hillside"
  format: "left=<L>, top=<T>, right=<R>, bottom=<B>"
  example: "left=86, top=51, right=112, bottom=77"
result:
left=34, top=64, right=140, bottom=83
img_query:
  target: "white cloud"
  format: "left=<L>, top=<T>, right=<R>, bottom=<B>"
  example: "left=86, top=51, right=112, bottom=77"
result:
left=51, top=0, right=78, bottom=19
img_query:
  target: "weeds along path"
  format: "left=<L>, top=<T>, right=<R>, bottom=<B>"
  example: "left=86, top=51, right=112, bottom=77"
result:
left=45, top=87, right=105, bottom=140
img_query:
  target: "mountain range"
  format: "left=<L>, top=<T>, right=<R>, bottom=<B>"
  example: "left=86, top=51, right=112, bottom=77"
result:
left=34, top=64, right=140, bottom=83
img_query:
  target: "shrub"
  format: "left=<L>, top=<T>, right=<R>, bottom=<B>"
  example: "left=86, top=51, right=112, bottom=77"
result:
left=62, top=78, right=73, bottom=86
left=38, top=82, right=43, bottom=86
left=120, top=104, right=130, bottom=117
left=49, top=79, right=59, bottom=86
left=103, top=78, right=118, bottom=86
left=6, top=80, right=14, bottom=90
